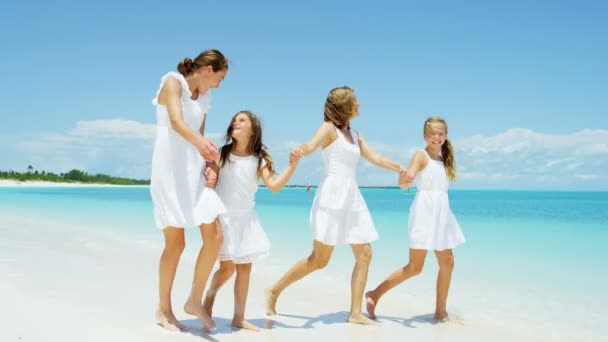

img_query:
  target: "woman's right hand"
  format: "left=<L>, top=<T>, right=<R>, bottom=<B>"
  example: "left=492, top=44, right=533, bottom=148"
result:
left=198, top=138, right=220, bottom=161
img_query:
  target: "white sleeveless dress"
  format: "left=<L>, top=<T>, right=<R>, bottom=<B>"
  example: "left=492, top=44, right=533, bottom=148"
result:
left=408, top=150, right=465, bottom=250
left=215, top=154, right=270, bottom=263
left=150, top=72, right=226, bottom=230
left=310, top=126, right=378, bottom=245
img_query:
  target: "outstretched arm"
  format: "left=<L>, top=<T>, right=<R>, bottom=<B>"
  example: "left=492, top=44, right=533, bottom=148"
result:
left=399, top=151, right=427, bottom=189
left=358, top=132, right=403, bottom=172
left=260, top=155, right=300, bottom=192
left=295, top=122, right=336, bottom=157
left=161, top=77, right=219, bottom=161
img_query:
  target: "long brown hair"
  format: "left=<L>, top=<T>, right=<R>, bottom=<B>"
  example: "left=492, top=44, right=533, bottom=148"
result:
left=424, top=116, right=456, bottom=181
left=219, top=111, right=275, bottom=179
left=177, top=49, right=229, bottom=76
left=324, top=86, right=357, bottom=129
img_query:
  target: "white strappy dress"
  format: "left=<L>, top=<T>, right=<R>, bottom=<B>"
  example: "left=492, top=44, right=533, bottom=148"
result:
left=150, top=72, right=226, bottom=230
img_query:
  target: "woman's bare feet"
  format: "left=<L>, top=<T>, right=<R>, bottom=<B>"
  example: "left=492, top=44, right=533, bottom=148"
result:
left=232, top=319, right=260, bottom=332
left=184, top=299, right=216, bottom=332
left=265, top=288, right=278, bottom=316
left=155, top=307, right=187, bottom=331
left=347, top=312, right=379, bottom=325
left=434, top=310, right=448, bottom=321
left=365, top=291, right=377, bottom=319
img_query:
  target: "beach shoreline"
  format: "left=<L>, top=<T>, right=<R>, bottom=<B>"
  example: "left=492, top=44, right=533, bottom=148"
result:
left=0, top=179, right=148, bottom=187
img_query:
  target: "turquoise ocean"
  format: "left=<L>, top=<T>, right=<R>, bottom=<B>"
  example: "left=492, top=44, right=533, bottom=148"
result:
left=1, top=186, right=606, bottom=337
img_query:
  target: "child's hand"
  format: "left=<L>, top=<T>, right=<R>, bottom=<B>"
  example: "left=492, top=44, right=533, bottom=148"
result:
left=399, top=167, right=414, bottom=183
left=289, top=148, right=302, bottom=166
left=204, top=166, right=218, bottom=188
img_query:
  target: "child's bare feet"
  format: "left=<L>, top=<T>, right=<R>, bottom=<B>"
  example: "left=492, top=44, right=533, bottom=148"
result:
left=202, top=294, right=215, bottom=319
left=347, top=313, right=379, bottom=326
left=365, top=291, right=377, bottom=319
left=155, top=307, right=187, bottom=331
left=184, top=299, right=216, bottom=332
left=232, top=319, right=260, bottom=332
left=265, top=288, right=278, bottom=316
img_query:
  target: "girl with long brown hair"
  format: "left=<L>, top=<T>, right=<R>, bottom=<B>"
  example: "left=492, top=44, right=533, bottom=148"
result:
left=203, top=110, right=300, bottom=331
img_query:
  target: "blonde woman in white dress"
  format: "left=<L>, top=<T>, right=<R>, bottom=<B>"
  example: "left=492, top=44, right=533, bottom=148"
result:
left=365, top=116, right=465, bottom=322
left=150, top=49, right=228, bottom=332
left=202, top=110, right=300, bottom=331
left=265, top=86, right=407, bottom=325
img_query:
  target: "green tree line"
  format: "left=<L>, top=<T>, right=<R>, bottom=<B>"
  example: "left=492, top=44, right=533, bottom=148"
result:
left=0, top=166, right=149, bottom=185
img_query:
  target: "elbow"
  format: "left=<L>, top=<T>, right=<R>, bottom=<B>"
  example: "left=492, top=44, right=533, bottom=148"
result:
left=268, top=186, right=280, bottom=193
left=170, top=118, right=183, bottom=130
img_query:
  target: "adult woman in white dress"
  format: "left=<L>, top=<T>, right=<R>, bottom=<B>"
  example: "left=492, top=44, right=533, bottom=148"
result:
left=265, top=86, right=407, bottom=325
left=150, top=49, right=228, bottom=332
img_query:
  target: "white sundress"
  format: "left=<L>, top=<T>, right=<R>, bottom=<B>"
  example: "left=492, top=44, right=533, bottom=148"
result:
left=150, top=72, right=226, bottom=229
left=310, top=126, right=378, bottom=245
left=408, top=150, right=465, bottom=250
left=215, top=154, right=270, bottom=263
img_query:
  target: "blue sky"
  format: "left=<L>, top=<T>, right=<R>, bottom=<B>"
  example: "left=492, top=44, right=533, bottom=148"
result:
left=1, top=0, right=607, bottom=189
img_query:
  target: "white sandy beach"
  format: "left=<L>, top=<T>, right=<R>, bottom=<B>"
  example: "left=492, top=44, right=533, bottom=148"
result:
left=0, top=209, right=588, bottom=342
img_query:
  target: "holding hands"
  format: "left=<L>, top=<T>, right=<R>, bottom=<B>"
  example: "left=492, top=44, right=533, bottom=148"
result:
left=399, top=167, right=414, bottom=183
left=289, top=147, right=303, bottom=166
left=204, top=162, right=219, bottom=188
left=198, top=138, right=220, bottom=162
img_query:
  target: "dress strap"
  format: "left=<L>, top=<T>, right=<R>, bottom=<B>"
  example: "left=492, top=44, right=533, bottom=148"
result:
left=152, top=71, right=192, bottom=105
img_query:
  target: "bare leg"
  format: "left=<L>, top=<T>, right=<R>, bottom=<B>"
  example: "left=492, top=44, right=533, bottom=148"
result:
left=184, top=220, right=223, bottom=331
left=265, top=240, right=334, bottom=315
left=232, top=263, right=259, bottom=331
left=203, top=260, right=235, bottom=319
left=157, top=227, right=187, bottom=331
left=347, top=243, right=377, bottom=325
left=434, top=249, right=454, bottom=321
left=365, top=249, right=427, bottom=319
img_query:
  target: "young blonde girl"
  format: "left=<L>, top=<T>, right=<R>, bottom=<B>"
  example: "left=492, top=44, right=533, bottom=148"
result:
left=365, top=116, right=465, bottom=321
left=203, top=110, right=300, bottom=331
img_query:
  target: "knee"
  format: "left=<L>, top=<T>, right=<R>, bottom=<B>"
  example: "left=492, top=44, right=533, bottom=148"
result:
left=309, top=255, right=330, bottom=270
left=219, top=263, right=235, bottom=276
left=356, top=247, right=372, bottom=265
left=165, top=240, right=185, bottom=256
left=408, top=261, right=424, bottom=276
left=440, top=255, right=455, bottom=271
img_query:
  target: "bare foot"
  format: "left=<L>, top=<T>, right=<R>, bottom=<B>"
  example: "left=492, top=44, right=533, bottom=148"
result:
left=265, top=288, right=278, bottom=316
left=202, top=294, right=215, bottom=319
left=232, top=319, right=260, bottom=332
left=434, top=311, right=448, bottom=321
left=184, top=300, right=216, bottom=332
left=365, top=291, right=377, bottom=319
left=155, top=307, right=187, bottom=331
left=348, top=313, right=379, bottom=326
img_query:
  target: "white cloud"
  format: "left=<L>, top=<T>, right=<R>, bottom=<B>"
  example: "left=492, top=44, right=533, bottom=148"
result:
left=2, top=121, right=607, bottom=189
left=69, top=119, right=156, bottom=140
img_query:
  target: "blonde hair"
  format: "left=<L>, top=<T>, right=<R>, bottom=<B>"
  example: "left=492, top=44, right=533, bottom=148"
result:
left=324, top=86, right=357, bottom=128
left=424, top=116, right=456, bottom=181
